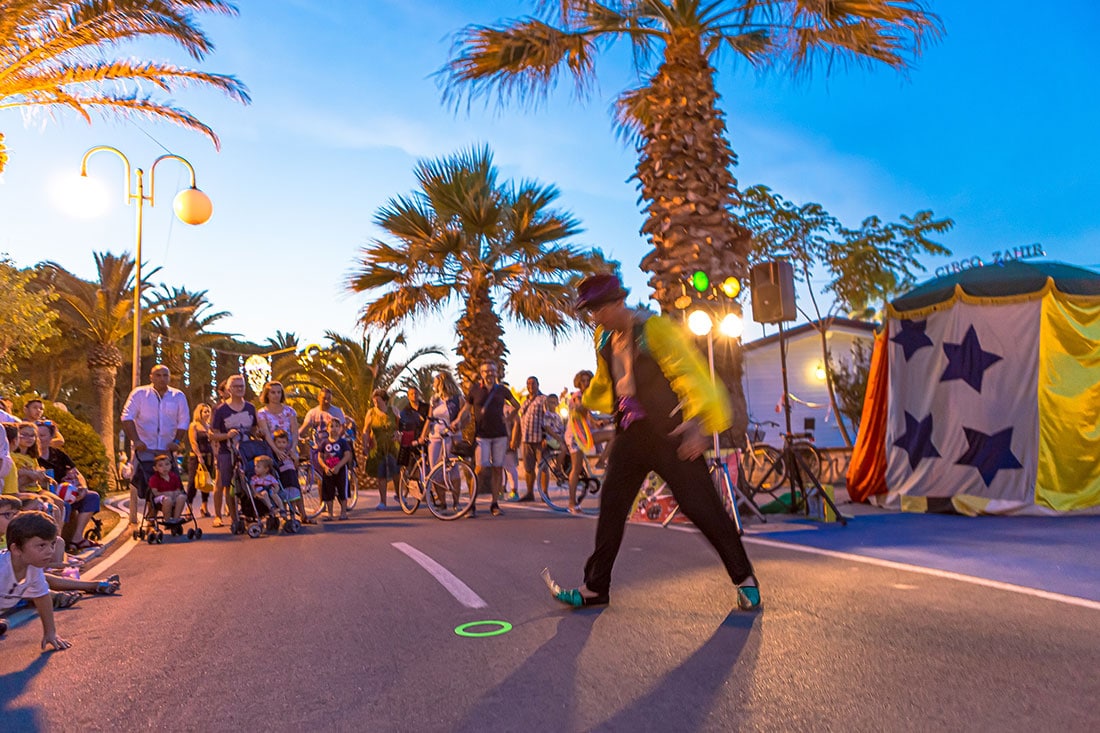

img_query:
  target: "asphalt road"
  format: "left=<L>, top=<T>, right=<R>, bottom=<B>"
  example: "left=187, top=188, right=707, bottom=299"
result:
left=2, top=504, right=1098, bottom=732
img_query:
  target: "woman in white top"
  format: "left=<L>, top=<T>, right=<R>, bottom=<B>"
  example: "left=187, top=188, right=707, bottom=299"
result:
left=419, top=372, right=464, bottom=492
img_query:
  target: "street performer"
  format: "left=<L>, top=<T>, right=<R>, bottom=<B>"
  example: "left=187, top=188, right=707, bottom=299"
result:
left=543, top=273, right=760, bottom=611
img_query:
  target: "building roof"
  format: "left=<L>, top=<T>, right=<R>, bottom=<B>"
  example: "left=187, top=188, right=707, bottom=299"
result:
left=742, top=318, right=877, bottom=353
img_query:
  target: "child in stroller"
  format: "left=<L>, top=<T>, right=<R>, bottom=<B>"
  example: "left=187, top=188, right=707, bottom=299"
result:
left=133, top=452, right=202, bottom=544
left=232, top=439, right=301, bottom=537
left=249, top=455, right=285, bottom=516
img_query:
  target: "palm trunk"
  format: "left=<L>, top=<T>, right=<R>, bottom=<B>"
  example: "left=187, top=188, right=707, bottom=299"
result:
left=455, top=279, right=506, bottom=389
left=89, top=365, right=119, bottom=491
left=635, top=31, right=753, bottom=439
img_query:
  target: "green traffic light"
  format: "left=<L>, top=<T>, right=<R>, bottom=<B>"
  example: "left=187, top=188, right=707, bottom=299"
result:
left=691, top=270, right=709, bottom=293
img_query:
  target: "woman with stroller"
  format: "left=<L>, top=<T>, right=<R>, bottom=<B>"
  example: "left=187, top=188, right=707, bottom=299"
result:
left=186, top=404, right=215, bottom=518
left=209, top=375, right=256, bottom=528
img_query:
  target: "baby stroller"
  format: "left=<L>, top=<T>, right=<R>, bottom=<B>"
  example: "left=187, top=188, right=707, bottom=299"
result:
left=131, top=451, right=203, bottom=544
left=231, top=439, right=303, bottom=538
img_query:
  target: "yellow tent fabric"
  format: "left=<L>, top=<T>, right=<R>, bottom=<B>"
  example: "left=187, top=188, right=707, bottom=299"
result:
left=1036, top=290, right=1100, bottom=510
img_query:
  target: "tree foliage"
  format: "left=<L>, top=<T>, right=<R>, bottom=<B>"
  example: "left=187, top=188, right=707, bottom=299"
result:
left=0, top=257, right=58, bottom=378
left=275, top=330, right=447, bottom=431
left=0, top=0, right=250, bottom=172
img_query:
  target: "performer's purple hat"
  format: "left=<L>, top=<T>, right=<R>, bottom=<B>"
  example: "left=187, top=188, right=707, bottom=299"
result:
left=576, top=273, right=629, bottom=310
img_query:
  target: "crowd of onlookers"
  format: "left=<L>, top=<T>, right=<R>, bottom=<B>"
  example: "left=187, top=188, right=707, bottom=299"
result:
left=1, top=360, right=608, bottom=653
left=1, top=397, right=122, bottom=651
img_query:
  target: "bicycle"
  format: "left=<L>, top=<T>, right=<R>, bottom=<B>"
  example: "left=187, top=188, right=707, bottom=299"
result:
left=533, top=439, right=601, bottom=514
left=297, top=424, right=360, bottom=519
left=396, top=419, right=478, bottom=520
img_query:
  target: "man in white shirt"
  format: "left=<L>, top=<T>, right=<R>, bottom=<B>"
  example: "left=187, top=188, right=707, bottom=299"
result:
left=300, top=388, right=347, bottom=440
left=120, top=365, right=190, bottom=523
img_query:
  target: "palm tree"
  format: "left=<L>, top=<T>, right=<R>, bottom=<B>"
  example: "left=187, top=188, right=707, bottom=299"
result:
left=0, top=0, right=250, bottom=173
left=277, top=330, right=447, bottom=490
left=443, top=0, right=942, bottom=312
left=277, top=330, right=447, bottom=428
left=41, top=252, right=164, bottom=488
left=147, top=284, right=233, bottom=402
left=347, top=145, right=614, bottom=387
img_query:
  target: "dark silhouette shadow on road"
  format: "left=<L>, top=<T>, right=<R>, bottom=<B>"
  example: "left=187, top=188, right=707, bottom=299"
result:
left=592, top=610, right=761, bottom=732
left=0, top=652, right=50, bottom=732
left=451, top=610, right=602, bottom=733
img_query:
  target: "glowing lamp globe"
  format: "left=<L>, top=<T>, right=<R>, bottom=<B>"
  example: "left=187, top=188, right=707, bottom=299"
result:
left=687, top=309, right=713, bottom=336
left=719, top=312, right=744, bottom=338
left=173, top=187, right=213, bottom=225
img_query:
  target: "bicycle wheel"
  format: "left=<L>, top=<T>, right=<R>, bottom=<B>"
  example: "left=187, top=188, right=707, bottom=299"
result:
left=575, top=469, right=601, bottom=515
left=345, top=468, right=359, bottom=510
left=741, top=445, right=785, bottom=493
left=396, top=462, right=423, bottom=514
left=535, top=455, right=573, bottom=511
left=298, top=464, right=323, bottom=519
left=426, top=458, right=476, bottom=520
left=791, top=444, right=822, bottom=484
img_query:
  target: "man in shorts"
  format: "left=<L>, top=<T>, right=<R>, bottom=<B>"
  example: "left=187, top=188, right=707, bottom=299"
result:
left=458, top=361, right=519, bottom=517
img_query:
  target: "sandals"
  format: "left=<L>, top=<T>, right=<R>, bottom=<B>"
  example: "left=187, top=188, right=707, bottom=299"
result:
left=52, top=590, right=81, bottom=609
left=68, top=539, right=101, bottom=553
left=88, top=575, right=122, bottom=595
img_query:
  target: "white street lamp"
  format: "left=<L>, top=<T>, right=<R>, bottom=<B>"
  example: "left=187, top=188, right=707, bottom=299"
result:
left=80, top=146, right=213, bottom=391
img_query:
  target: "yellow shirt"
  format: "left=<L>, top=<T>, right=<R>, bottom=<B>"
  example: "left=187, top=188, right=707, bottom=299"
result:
left=584, top=313, right=732, bottom=435
left=4, top=453, right=37, bottom=495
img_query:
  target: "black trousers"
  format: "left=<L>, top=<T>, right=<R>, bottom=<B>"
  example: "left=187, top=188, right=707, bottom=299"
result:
left=583, top=418, right=755, bottom=596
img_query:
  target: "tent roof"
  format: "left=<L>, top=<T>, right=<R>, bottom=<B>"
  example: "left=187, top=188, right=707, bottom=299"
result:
left=891, top=260, right=1100, bottom=312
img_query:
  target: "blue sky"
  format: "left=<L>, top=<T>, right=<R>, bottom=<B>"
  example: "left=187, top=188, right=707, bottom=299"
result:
left=1, top=0, right=1098, bottom=396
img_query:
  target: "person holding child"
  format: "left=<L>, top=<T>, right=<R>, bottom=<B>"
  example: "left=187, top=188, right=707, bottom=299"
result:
left=0, top=511, right=71, bottom=650
left=147, top=454, right=186, bottom=524
left=271, top=430, right=313, bottom=524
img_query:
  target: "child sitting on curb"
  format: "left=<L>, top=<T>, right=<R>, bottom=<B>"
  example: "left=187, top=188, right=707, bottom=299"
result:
left=0, top=511, right=71, bottom=650
left=1, top=496, right=120, bottom=612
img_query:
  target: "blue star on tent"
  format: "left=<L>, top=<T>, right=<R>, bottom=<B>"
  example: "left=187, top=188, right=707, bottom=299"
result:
left=893, top=411, right=941, bottom=469
left=956, top=426, right=1023, bottom=486
left=891, top=319, right=934, bottom=361
left=940, top=325, right=1003, bottom=392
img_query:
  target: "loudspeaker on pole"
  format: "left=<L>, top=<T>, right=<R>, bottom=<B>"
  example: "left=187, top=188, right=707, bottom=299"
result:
left=750, top=261, right=796, bottom=324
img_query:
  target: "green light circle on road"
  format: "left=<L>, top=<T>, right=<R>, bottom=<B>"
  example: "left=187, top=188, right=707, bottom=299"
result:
left=454, top=620, right=513, bottom=638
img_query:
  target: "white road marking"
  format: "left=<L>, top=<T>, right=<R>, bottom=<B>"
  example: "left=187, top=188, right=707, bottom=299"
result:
left=391, top=542, right=487, bottom=609
left=626, top=517, right=1100, bottom=611
left=743, top=536, right=1100, bottom=612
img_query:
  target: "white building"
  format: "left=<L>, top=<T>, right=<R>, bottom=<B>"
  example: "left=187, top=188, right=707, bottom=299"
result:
left=740, top=318, right=877, bottom=449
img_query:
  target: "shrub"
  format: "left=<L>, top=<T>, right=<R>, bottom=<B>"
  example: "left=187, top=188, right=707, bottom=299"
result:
left=14, top=395, right=110, bottom=494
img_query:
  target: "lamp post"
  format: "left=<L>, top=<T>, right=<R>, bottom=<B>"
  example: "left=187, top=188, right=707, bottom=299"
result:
left=79, top=146, right=213, bottom=391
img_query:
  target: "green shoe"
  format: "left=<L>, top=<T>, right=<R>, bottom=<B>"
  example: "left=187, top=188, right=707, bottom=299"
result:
left=541, top=568, right=609, bottom=608
left=737, top=585, right=761, bottom=611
